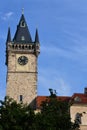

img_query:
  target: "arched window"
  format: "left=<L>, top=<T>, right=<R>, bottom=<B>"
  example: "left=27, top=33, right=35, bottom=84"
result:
left=12, top=44, right=14, bottom=49
left=22, top=45, right=24, bottom=49
left=75, top=113, right=82, bottom=125
left=19, top=45, right=21, bottom=49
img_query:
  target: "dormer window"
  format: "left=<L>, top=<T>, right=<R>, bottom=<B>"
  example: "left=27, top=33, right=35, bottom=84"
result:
left=20, top=21, right=25, bottom=27
left=74, top=96, right=81, bottom=102
left=21, top=36, right=25, bottom=41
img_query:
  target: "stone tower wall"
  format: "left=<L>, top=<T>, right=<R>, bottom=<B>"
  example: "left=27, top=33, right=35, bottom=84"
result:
left=6, top=72, right=37, bottom=106
left=6, top=50, right=38, bottom=107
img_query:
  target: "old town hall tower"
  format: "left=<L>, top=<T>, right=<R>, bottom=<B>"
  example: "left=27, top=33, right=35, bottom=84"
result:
left=6, top=12, right=40, bottom=107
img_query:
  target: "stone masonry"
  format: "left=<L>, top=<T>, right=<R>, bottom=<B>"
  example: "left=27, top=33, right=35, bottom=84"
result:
left=6, top=49, right=38, bottom=107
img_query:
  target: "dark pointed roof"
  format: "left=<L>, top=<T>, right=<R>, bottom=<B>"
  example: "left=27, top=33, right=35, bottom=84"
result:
left=13, top=14, right=32, bottom=43
left=35, top=28, right=39, bottom=43
left=6, top=27, right=11, bottom=43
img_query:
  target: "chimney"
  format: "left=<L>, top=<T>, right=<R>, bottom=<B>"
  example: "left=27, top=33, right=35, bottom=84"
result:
left=84, top=88, right=87, bottom=94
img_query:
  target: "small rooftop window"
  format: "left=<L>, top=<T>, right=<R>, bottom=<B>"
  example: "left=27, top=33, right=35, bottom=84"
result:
left=20, top=21, right=25, bottom=27
left=74, top=96, right=81, bottom=102
left=21, top=36, right=25, bottom=41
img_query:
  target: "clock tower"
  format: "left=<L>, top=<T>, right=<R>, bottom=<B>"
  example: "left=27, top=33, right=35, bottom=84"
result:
left=6, top=12, right=40, bottom=108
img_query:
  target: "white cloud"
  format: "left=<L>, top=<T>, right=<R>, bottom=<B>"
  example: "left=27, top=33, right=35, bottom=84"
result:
left=55, top=78, right=71, bottom=96
left=38, top=68, right=71, bottom=96
left=38, top=75, right=71, bottom=96
left=1, top=12, right=14, bottom=20
left=41, top=40, right=87, bottom=64
left=41, top=45, right=76, bottom=60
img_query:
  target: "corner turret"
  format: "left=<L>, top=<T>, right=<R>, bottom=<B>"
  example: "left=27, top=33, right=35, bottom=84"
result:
left=6, top=27, right=11, bottom=43
left=35, top=28, right=39, bottom=43
left=6, top=27, right=11, bottom=65
left=34, top=28, right=40, bottom=56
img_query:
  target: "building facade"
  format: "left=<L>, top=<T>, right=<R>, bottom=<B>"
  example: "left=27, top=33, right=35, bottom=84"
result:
left=6, top=12, right=40, bottom=108
left=70, top=88, right=87, bottom=130
left=36, top=88, right=87, bottom=130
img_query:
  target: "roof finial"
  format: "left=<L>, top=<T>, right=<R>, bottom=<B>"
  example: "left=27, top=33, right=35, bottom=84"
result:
left=22, top=8, right=24, bottom=14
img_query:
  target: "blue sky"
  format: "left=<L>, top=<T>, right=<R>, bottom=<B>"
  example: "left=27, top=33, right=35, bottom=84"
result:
left=0, top=0, right=87, bottom=100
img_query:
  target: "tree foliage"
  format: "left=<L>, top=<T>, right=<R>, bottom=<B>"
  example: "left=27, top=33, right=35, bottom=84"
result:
left=0, top=96, right=35, bottom=130
left=0, top=89, right=77, bottom=130
left=34, top=89, right=72, bottom=130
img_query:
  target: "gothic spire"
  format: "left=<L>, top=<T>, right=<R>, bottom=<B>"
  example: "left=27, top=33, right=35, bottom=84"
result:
left=35, top=28, right=39, bottom=43
left=6, top=27, right=11, bottom=43
left=13, top=13, right=32, bottom=43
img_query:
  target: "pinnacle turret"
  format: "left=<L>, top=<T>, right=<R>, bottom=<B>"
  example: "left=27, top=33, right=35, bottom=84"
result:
left=6, top=27, right=11, bottom=43
left=35, top=28, right=39, bottom=43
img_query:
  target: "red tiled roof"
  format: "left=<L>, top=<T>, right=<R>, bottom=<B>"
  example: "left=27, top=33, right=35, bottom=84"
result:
left=36, top=93, right=87, bottom=108
left=36, top=96, right=71, bottom=108
left=71, top=93, right=87, bottom=104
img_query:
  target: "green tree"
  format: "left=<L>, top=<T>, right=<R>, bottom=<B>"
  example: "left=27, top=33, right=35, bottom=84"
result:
left=0, top=90, right=77, bottom=130
left=0, top=96, right=35, bottom=130
left=34, top=89, right=72, bottom=130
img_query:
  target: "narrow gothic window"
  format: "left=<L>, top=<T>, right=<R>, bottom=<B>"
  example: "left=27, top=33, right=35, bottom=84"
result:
left=20, top=95, right=23, bottom=102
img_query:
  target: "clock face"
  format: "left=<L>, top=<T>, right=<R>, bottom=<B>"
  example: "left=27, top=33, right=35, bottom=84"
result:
left=18, top=56, right=28, bottom=65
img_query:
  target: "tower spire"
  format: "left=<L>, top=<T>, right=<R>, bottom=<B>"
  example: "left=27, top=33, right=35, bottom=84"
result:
left=35, top=28, right=39, bottom=43
left=13, top=12, right=32, bottom=43
left=6, top=27, right=11, bottom=43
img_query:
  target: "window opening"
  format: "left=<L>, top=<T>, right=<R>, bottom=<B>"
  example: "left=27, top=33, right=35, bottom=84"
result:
left=21, top=21, right=25, bottom=27
left=74, top=113, right=82, bottom=125
left=21, top=36, right=25, bottom=41
left=20, top=95, right=23, bottom=102
left=74, top=96, right=81, bottom=102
